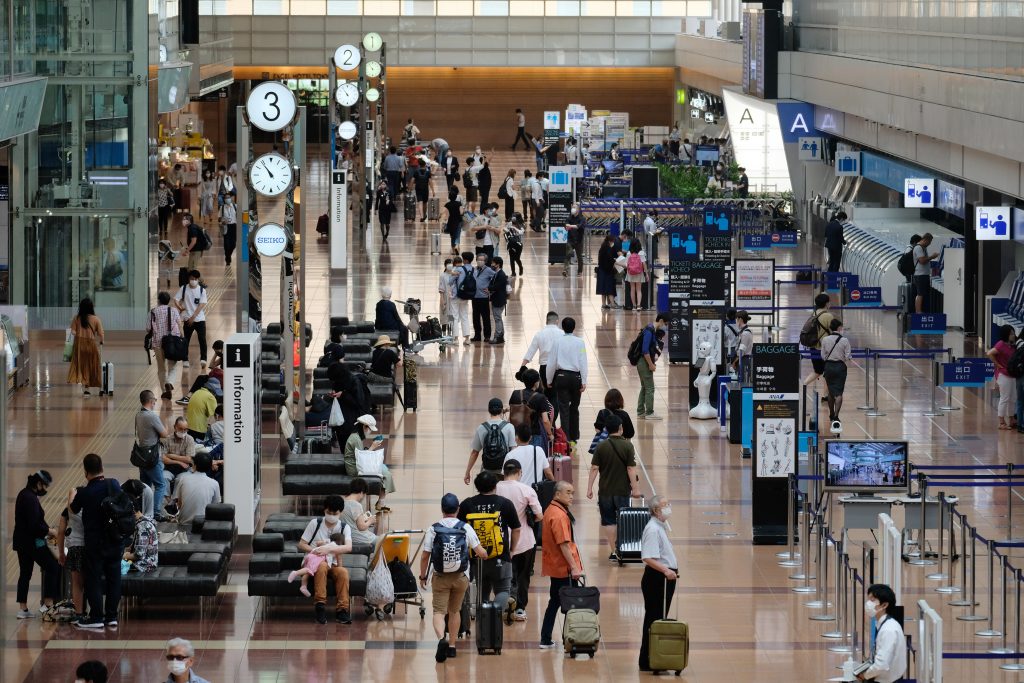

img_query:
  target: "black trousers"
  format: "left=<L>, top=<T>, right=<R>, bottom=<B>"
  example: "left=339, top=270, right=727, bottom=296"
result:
left=553, top=370, right=582, bottom=441
left=541, top=576, right=575, bottom=643
left=504, top=197, right=515, bottom=221
left=476, top=245, right=495, bottom=262
left=223, top=223, right=237, bottom=265
left=158, top=206, right=174, bottom=234
left=507, top=242, right=524, bottom=276
left=511, top=547, right=536, bottom=609
left=184, top=320, right=208, bottom=361
left=512, top=126, right=530, bottom=150
left=83, top=546, right=122, bottom=622
left=472, top=298, right=491, bottom=340
left=639, top=565, right=677, bottom=670
left=564, top=241, right=584, bottom=274
left=826, top=246, right=843, bottom=273
left=480, top=187, right=491, bottom=209
left=16, top=545, right=61, bottom=604
left=539, top=363, right=558, bottom=422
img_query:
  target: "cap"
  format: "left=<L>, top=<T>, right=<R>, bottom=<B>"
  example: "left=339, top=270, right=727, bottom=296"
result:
left=488, top=397, right=503, bottom=414
left=356, top=414, right=378, bottom=432
left=736, top=310, right=751, bottom=322
left=441, top=493, right=460, bottom=514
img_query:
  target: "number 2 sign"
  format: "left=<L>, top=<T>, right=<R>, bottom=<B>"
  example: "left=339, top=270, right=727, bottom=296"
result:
left=246, top=82, right=297, bottom=133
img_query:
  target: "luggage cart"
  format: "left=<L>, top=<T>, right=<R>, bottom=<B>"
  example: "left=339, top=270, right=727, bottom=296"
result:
left=157, top=240, right=181, bottom=289
left=380, top=529, right=426, bottom=618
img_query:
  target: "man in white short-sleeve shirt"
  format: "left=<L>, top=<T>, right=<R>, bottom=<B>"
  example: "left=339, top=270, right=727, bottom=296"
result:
left=174, top=269, right=209, bottom=367
left=297, top=494, right=354, bottom=625
left=504, top=424, right=553, bottom=487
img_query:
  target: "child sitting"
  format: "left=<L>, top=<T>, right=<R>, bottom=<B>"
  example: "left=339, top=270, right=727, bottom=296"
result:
left=288, top=531, right=344, bottom=597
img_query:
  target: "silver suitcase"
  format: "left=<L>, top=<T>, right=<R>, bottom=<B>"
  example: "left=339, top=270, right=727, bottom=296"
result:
left=431, top=233, right=441, bottom=254
left=100, top=361, right=114, bottom=396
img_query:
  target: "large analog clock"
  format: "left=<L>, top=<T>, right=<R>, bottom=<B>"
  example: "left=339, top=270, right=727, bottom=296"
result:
left=365, top=87, right=380, bottom=103
left=365, top=60, right=382, bottom=78
left=335, top=82, right=359, bottom=107
left=249, top=152, right=293, bottom=197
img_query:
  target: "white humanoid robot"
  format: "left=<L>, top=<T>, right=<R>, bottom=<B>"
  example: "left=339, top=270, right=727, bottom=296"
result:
left=689, top=340, right=718, bottom=419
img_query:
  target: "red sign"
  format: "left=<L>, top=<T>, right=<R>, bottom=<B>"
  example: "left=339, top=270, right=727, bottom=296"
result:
left=850, top=289, right=862, bottom=301
left=770, top=233, right=780, bottom=243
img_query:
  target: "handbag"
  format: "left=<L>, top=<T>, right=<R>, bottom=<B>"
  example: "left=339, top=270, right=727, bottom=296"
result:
left=130, top=441, right=160, bottom=469
left=63, top=329, right=75, bottom=362
left=365, top=553, right=396, bottom=606
left=328, top=398, right=345, bottom=427
left=160, top=308, right=188, bottom=361
left=157, top=529, right=190, bottom=545
left=355, top=448, right=385, bottom=476
left=531, top=445, right=555, bottom=511
left=559, top=578, right=601, bottom=614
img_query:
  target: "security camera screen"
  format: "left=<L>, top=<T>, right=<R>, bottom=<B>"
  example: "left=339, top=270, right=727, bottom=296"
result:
left=825, top=441, right=908, bottom=492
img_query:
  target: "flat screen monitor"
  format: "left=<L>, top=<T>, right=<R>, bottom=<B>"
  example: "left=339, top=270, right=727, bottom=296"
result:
left=695, top=145, right=720, bottom=164
left=823, top=440, right=909, bottom=495
left=601, top=159, right=623, bottom=175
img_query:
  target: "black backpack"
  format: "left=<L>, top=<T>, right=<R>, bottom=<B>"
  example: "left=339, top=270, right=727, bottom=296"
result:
left=480, top=421, right=510, bottom=471
left=1007, top=343, right=1024, bottom=379
left=100, top=480, right=136, bottom=544
left=497, top=181, right=509, bottom=200
left=627, top=327, right=648, bottom=366
left=456, top=266, right=477, bottom=300
left=897, top=247, right=915, bottom=278
left=799, top=312, right=826, bottom=348
left=463, top=169, right=474, bottom=188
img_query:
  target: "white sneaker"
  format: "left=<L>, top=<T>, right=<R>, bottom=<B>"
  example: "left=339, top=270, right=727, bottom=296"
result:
left=16, top=609, right=35, bottom=619
left=830, top=419, right=843, bottom=434
left=183, top=361, right=190, bottom=368
left=645, top=413, right=664, bottom=421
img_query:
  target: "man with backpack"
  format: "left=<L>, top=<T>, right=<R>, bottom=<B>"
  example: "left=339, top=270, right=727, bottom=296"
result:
left=71, top=453, right=130, bottom=629
left=181, top=213, right=210, bottom=271
left=912, top=232, right=940, bottom=313
left=799, top=293, right=834, bottom=391
left=471, top=252, right=495, bottom=343
left=458, top=471, right=522, bottom=626
left=631, top=313, right=669, bottom=420
left=464, top=398, right=517, bottom=485
left=174, top=270, right=208, bottom=369
left=419, top=493, right=488, bottom=663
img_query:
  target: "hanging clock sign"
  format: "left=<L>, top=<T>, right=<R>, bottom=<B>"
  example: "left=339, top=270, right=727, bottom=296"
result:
left=246, top=82, right=296, bottom=133
left=338, top=121, right=358, bottom=140
left=249, top=152, right=294, bottom=197
left=334, top=44, right=361, bottom=71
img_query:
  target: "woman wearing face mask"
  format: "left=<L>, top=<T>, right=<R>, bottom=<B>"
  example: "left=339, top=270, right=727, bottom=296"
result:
left=638, top=495, right=679, bottom=672
left=438, top=259, right=455, bottom=334
left=164, top=637, right=211, bottom=683
left=858, top=584, right=907, bottom=682
left=13, top=470, right=60, bottom=619
left=198, top=169, right=217, bottom=225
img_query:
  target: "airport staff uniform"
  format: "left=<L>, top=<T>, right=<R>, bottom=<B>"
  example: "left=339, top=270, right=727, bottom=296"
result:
left=523, top=322, right=563, bottom=394
left=546, top=332, right=588, bottom=443
left=863, top=614, right=907, bottom=682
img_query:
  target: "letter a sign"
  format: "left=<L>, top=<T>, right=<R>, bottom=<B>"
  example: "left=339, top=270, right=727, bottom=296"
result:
left=776, top=102, right=816, bottom=143
left=789, top=113, right=809, bottom=135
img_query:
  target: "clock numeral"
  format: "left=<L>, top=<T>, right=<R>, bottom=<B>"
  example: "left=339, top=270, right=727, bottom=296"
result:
left=263, top=91, right=280, bottom=122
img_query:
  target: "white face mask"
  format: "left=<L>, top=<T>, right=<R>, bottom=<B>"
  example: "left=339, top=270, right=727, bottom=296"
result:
left=661, top=506, right=672, bottom=518
left=189, top=280, right=198, bottom=288
left=167, top=660, right=188, bottom=676
left=324, top=514, right=340, bottom=525
left=175, top=430, right=187, bottom=438
left=865, top=599, right=879, bottom=615
left=571, top=208, right=579, bottom=215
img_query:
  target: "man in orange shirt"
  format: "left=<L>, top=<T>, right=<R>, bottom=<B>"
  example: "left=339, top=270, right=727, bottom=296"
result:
left=539, top=480, right=583, bottom=649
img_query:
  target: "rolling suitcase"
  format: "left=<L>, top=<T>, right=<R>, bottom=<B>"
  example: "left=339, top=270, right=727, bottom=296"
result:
left=648, top=578, right=688, bottom=675
left=99, top=362, right=114, bottom=396
left=551, top=455, right=573, bottom=484
left=430, top=232, right=441, bottom=254
left=562, top=609, right=600, bottom=658
left=428, top=197, right=440, bottom=221
left=476, top=596, right=504, bottom=654
left=615, top=497, right=649, bottom=565
left=404, top=193, right=416, bottom=220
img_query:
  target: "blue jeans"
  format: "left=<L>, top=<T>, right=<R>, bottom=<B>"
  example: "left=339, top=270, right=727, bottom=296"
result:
left=541, top=576, right=575, bottom=644
left=139, top=459, right=167, bottom=518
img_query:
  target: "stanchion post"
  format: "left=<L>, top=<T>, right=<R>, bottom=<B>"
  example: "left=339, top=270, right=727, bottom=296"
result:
left=923, top=357, right=944, bottom=417
left=990, top=553, right=1014, bottom=654
left=949, top=510, right=973, bottom=606
left=942, top=349, right=959, bottom=411
left=908, top=475, right=936, bottom=566
left=779, top=475, right=800, bottom=565
left=866, top=353, right=886, bottom=417
left=1000, top=568, right=1024, bottom=671
left=976, top=539, right=1002, bottom=637
left=824, top=536, right=847, bottom=640
left=792, top=499, right=816, bottom=590
left=1007, top=463, right=1017, bottom=543
left=957, top=525, right=986, bottom=620
left=926, top=492, right=948, bottom=580
left=937, top=503, right=962, bottom=594
left=809, top=521, right=835, bottom=616
left=857, top=347, right=872, bottom=411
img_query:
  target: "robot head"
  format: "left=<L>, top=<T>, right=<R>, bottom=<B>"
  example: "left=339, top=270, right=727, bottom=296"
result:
left=697, top=341, right=713, bottom=357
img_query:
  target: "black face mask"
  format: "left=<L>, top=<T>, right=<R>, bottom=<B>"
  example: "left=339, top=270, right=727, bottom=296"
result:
left=35, top=487, right=48, bottom=497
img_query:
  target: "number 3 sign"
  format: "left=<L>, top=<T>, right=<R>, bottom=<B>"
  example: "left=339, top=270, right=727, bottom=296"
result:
left=246, top=82, right=297, bottom=133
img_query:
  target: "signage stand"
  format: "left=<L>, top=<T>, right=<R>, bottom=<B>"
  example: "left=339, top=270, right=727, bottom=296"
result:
left=224, top=333, right=263, bottom=536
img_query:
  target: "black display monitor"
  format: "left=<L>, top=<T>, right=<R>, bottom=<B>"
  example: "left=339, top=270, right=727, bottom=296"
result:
left=823, top=440, right=909, bottom=495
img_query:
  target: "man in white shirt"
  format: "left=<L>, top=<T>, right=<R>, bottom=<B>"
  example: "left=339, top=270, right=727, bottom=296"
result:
left=520, top=310, right=562, bottom=397
left=297, top=494, right=354, bottom=625
left=546, top=317, right=588, bottom=446
left=512, top=108, right=529, bottom=151
left=912, top=232, right=939, bottom=314
left=496, top=459, right=544, bottom=622
left=530, top=173, right=545, bottom=231
left=174, top=270, right=208, bottom=369
left=504, top=423, right=553, bottom=487
left=859, top=584, right=907, bottom=682
left=173, top=453, right=220, bottom=525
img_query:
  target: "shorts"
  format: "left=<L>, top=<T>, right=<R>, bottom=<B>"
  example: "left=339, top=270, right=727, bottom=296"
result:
left=431, top=571, right=470, bottom=614
left=823, top=361, right=848, bottom=397
left=597, top=495, right=631, bottom=526
left=810, top=350, right=825, bottom=375
left=913, top=274, right=930, bottom=298
left=66, top=545, right=85, bottom=572
left=303, top=552, right=326, bottom=574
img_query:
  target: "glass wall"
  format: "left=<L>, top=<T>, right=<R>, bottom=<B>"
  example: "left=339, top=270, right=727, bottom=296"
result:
left=200, top=0, right=698, bottom=13
left=794, top=0, right=1024, bottom=81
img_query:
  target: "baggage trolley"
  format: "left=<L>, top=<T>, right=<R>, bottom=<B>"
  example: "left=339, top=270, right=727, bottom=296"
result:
left=378, top=529, right=426, bottom=619
left=157, top=240, right=182, bottom=289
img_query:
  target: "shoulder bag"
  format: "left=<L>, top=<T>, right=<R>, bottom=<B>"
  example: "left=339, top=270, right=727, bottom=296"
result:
left=160, top=307, right=188, bottom=361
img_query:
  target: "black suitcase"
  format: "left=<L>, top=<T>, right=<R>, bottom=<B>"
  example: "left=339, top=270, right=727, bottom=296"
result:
left=615, top=499, right=650, bottom=565
left=178, top=266, right=190, bottom=287
left=419, top=316, right=442, bottom=341
left=404, top=193, right=416, bottom=220
left=475, top=560, right=504, bottom=655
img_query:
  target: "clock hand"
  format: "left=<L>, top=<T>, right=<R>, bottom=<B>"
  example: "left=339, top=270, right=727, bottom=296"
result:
left=262, top=162, right=275, bottom=179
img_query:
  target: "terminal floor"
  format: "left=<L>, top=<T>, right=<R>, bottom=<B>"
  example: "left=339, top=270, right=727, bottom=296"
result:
left=3, top=149, right=1023, bottom=682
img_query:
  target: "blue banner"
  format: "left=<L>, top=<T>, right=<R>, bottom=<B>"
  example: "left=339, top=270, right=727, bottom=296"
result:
left=909, top=313, right=947, bottom=335
left=825, top=271, right=859, bottom=292
left=845, top=287, right=883, bottom=307
left=942, top=358, right=994, bottom=387
left=743, top=232, right=797, bottom=250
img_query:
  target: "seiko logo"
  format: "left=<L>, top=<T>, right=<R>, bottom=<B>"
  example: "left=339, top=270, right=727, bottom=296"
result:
left=255, top=236, right=285, bottom=244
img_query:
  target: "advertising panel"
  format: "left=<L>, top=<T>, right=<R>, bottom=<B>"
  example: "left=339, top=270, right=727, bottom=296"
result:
left=722, top=88, right=792, bottom=193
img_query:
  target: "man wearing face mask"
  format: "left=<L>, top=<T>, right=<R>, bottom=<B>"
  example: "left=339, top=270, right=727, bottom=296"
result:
left=13, top=470, right=60, bottom=619
left=471, top=253, right=496, bottom=343
left=559, top=204, right=583, bottom=278
left=638, top=495, right=679, bottom=672
left=858, top=584, right=907, bottom=682
left=164, top=637, right=211, bottom=683
left=173, top=269, right=208, bottom=370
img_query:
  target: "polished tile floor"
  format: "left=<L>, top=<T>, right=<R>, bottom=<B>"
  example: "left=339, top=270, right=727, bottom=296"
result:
left=3, top=148, right=1023, bottom=682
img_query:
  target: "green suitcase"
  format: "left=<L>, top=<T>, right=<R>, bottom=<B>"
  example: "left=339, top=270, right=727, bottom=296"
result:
left=648, top=578, right=688, bottom=675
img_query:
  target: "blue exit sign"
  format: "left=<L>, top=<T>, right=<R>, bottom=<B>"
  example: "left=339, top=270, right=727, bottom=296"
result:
left=825, top=271, right=859, bottom=291
left=910, top=313, right=947, bottom=334
left=942, top=358, right=995, bottom=387
left=743, top=232, right=798, bottom=250
left=845, top=287, right=883, bottom=307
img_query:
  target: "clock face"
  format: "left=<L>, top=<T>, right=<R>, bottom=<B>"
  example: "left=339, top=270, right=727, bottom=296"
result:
left=246, top=82, right=296, bottom=133
left=363, top=32, right=383, bottom=52
left=335, top=82, right=359, bottom=107
left=249, top=153, right=294, bottom=197
left=365, top=61, right=382, bottom=78
left=338, top=121, right=357, bottom=140
left=365, top=87, right=380, bottom=102
left=334, top=44, right=361, bottom=71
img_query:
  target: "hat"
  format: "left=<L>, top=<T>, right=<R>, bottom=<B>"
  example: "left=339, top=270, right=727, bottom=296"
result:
left=441, top=493, right=460, bottom=514
left=204, top=377, right=223, bottom=397
left=488, top=397, right=504, bottom=414
left=373, top=335, right=395, bottom=348
left=736, top=310, right=751, bottom=322
left=355, top=414, right=378, bottom=432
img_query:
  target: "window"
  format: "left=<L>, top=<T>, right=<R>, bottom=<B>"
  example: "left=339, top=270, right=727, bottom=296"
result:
left=475, top=0, right=509, bottom=13
left=327, top=0, right=362, bottom=13
left=509, top=0, right=545, bottom=15
left=364, top=0, right=400, bottom=13
left=437, top=0, right=474, bottom=13
left=402, top=0, right=436, bottom=13
left=616, top=1, right=651, bottom=15
left=581, top=0, right=616, bottom=14
left=290, top=0, right=327, bottom=13
left=546, top=0, right=581, bottom=14
left=651, top=0, right=686, bottom=16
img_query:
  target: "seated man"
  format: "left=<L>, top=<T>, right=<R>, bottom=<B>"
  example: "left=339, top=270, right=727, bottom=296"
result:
left=184, top=379, right=219, bottom=441
left=297, top=495, right=354, bottom=624
left=373, top=286, right=410, bottom=350
left=173, top=452, right=221, bottom=525
left=162, top=417, right=196, bottom=486
left=121, top=480, right=158, bottom=573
